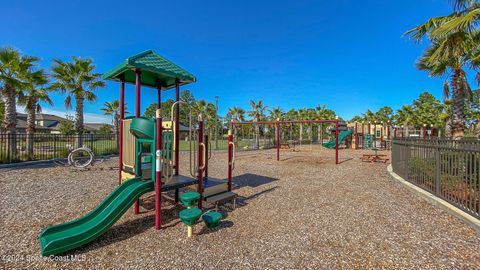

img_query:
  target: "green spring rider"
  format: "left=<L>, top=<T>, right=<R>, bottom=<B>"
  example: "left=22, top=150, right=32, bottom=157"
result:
left=179, top=192, right=223, bottom=237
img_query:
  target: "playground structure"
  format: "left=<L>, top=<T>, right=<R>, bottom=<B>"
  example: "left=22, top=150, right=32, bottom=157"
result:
left=350, top=122, right=439, bottom=150
left=39, top=50, right=237, bottom=256
left=351, top=122, right=390, bottom=150
left=231, top=119, right=341, bottom=164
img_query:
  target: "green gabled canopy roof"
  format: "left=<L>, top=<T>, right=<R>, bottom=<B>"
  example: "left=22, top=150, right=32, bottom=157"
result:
left=103, top=50, right=196, bottom=89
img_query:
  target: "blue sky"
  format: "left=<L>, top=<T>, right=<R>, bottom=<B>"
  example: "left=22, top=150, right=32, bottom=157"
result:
left=1, top=0, right=454, bottom=122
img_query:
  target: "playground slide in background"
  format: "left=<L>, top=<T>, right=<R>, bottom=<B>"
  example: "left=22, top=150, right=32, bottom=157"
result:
left=39, top=177, right=154, bottom=256
left=322, top=129, right=353, bottom=149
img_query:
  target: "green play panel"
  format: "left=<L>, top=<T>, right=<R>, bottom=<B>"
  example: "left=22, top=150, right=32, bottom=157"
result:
left=179, top=208, right=202, bottom=226
left=180, top=192, right=200, bottom=207
left=202, top=211, right=222, bottom=228
left=130, top=117, right=155, bottom=140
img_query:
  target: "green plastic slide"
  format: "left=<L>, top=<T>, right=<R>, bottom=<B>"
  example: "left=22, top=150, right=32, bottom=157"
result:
left=39, top=177, right=154, bottom=256
left=322, top=129, right=353, bottom=149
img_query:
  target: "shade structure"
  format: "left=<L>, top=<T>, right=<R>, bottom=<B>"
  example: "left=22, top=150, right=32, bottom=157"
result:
left=103, top=50, right=196, bottom=89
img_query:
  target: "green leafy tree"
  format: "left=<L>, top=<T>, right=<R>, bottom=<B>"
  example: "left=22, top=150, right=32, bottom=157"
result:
left=50, top=57, right=106, bottom=147
left=465, top=89, right=480, bottom=136
left=411, top=92, right=445, bottom=128
left=375, top=106, right=394, bottom=124
left=98, top=124, right=113, bottom=134
left=59, top=119, right=75, bottom=135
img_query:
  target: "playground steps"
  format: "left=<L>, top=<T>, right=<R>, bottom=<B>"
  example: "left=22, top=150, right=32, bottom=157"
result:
left=188, top=177, right=228, bottom=197
left=206, top=191, right=238, bottom=209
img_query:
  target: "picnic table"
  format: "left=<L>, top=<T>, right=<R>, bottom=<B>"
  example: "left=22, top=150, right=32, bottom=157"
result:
left=360, top=148, right=389, bottom=163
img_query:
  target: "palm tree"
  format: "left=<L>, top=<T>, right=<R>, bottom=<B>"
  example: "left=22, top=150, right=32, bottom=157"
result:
left=248, top=100, right=268, bottom=149
left=416, top=34, right=476, bottom=137
left=101, top=100, right=128, bottom=148
left=227, top=106, right=246, bottom=142
left=404, top=1, right=480, bottom=138
left=268, top=107, right=284, bottom=121
left=0, top=48, right=40, bottom=156
left=18, top=69, right=51, bottom=158
left=227, top=106, right=246, bottom=122
left=192, top=99, right=216, bottom=136
left=50, top=57, right=105, bottom=147
left=428, top=1, right=480, bottom=38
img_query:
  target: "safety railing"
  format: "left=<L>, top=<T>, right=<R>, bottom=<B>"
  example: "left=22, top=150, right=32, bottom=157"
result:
left=392, top=138, right=480, bottom=219
left=0, top=133, right=118, bottom=164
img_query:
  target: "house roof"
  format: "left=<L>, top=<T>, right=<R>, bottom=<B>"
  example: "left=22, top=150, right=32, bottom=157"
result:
left=16, top=118, right=51, bottom=131
left=36, top=114, right=67, bottom=122
left=84, top=123, right=111, bottom=131
left=103, top=50, right=196, bottom=90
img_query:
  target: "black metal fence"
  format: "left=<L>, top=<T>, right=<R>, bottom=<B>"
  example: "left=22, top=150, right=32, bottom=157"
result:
left=392, top=138, right=480, bottom=219
left=0, top=133, right=118, bottom=164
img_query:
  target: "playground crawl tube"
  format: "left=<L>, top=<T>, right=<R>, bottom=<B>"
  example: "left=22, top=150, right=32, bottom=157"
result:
left=323, top=130, right=353, bottom=149
left=39, top=177, right=153, bottom=256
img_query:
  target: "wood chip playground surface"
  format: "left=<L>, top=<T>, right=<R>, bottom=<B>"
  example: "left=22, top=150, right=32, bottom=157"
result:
left=1, top=146, right=480, bottom=269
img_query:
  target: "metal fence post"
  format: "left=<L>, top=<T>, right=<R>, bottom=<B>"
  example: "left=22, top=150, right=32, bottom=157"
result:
left=54, top=135, right=57, bottom=158
left=435, top=140, right=441, bottom=195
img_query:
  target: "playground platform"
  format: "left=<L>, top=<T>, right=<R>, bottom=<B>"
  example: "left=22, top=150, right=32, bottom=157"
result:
left=1, top=148, right=479, bottom=269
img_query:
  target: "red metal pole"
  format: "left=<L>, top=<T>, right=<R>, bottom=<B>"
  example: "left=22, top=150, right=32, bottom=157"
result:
left=394, top=127, right=397, bottom=138
left=387, top=122, right=390, bottom=140
left=118, top=78, right=125, bottom=185
left=361, top=123, right=364, bottom=148
left=276, top=120, right=280, bottom=161
left=228, top=130, right=233, bottom=192
left=134, top=69, right=141, bottom=215
left=335, top=120, right=339, bottom=165
left=354, top=122, right=358, bottom=150
left=197, top=115, right=204, bottom=209
left=205, top=134, right=209, bottom=178
left=175, top=80, right=180, bottom=176
left=423, top=126, right=427, bottom=139
left=155, top=87, right=162, bottom=230
left=380, top=125, right=383, bottom=149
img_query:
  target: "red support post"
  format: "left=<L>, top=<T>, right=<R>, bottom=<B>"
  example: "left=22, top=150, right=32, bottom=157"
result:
left=175, top=80, right=180, bottom=176
left=335, top=120, right=339, bottom=165
left=394, top=127, right=397, bottom=138
left=228, top=130, right=233, bottom=192
left=354, top=122, right=358, bottom=150
left=155, top=87, right=162, bottom=230
left=387, top=122, right=390, bottom=140
left=380, top=125, right=383, bottom=149
left=134, top=69, right=141, bottom=215
left=118, top=78, right=125, bottom=185
left=276, top=120, right=280, bottom=161
left=197, top=115, right=204, bottom=209
left=423, top=126, right=427, bottom=139
left=205, top=134, right=209, bottom=178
